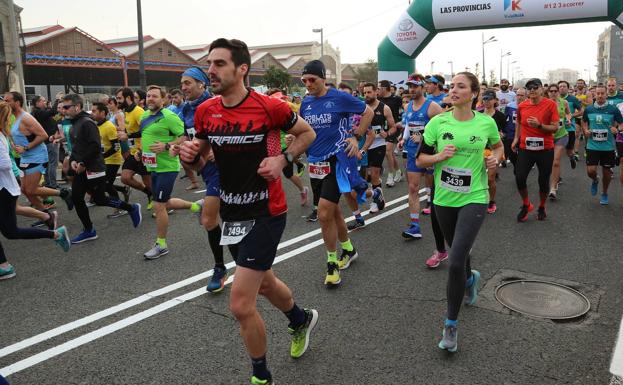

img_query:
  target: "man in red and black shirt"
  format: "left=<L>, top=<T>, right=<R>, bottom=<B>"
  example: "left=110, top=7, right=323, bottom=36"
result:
left=511, top=78, right=559, bottom=222
left=179, top=38, right=317, bottom=385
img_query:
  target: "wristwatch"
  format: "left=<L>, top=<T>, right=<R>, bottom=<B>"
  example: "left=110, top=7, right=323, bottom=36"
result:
left=165, top=143, right=170, bottom=151
left=282, top=150, right=294, bottom=166
left=360, top=149, right=367, bottom=156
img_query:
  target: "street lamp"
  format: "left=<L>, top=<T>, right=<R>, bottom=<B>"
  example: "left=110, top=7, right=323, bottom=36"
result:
left=482, top=33, right=497, bottom=84
left=510, top=61, right=518, bottom=84
left=448, top=61, right=454, bottom=77
left=312, top=28, right=324, bottom=60
left=500, top=50, right=511, bottom=82
left=136, top=0, right=146, bottom=89
left=431, top=61, right=435, bottom=74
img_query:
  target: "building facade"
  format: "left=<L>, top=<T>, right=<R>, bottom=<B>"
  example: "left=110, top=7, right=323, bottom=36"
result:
left=597, top=25, right=623, bottom=83
left=547, top=68, right=580, bottom=85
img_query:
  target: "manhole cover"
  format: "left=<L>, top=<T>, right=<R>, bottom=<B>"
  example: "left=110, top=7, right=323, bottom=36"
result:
left=495, top=280, right=590, bottom=319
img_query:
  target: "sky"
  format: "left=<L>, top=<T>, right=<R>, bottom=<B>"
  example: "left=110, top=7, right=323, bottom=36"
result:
left=16, top=0, right=610, bottom=82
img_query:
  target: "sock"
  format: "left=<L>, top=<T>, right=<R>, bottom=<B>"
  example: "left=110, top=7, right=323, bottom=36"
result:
left=410, top=213, right=419, bottom=225
left=284, top=303, right=306, bottom=328
left=327, top=250, right=338, bottom=264
left=251, top=355, right=271, bottom=381
left=445, top=318, right=458, bottom=327
left=190, top=202, right=201, bottom=213
left=387, top=172, right=394, bottom=179
left=142, top=186, right=152, bottom=198
left=465, top=274, right=474, bottom=288
left=157, top=237, right=167, bottom=248
left=207, top=226, right=224, bottom=266
left=522, top=196, right=530, bottom=206
left=353, top=210, right=363, bottom=221
left=539, top=197, right=546, bottom=208
left=340, top=239, right=354, bottom=252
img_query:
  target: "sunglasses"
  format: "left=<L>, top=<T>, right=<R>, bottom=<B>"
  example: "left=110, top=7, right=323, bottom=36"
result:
left=61, top=104, right=75, bottom=110
left=301, top=77, right=318, bottom=84
left=548, top=89, right=558, bottom=93
left=526, top=85, right=540, bottom=91
left=440, top=103, right=453, bottom=108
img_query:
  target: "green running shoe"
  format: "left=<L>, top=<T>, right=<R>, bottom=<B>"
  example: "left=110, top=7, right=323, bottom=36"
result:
left=288, top=308, right=319, bottom=358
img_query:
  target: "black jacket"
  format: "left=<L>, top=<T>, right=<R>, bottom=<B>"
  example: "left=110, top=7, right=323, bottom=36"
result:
left=69, top=111, right=105, bottom=172
left=32, top=107, right=58, bottom=137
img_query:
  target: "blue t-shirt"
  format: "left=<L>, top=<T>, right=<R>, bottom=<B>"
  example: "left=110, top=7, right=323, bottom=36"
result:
left=562, top=94, right=582, bottom=132
left=426, top=93, right=446, bottom=105
left=401, top=99, right=432, bottom=154
left=504, top=102, right=518, bottom=139
left=583, top=103, right=623, bottom=151
left=167, top=103, right=183, bottom=116
left=179, top=91, right=211, bottom=139
left=301, top=87, right=366, bottom=162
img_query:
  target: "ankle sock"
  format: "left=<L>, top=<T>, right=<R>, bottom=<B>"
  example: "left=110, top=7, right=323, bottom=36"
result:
left=445, top=318, right=458, bottom=327
left=284, top=303, right=306, bottom=328
left=340, top=239, right=354, bottom=252
left=410, top=213, right=419, bottom=225
left=327, top=251, right=338, bottom=264
left=251, top=355, right=271, bottom=381
left=207, top=226, right=224, bottom=265
left=156, top=237, right=167, bottom=248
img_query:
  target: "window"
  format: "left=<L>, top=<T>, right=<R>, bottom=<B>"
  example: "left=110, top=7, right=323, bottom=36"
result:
left=167, top=49, right=172, bottom=57
left=158, top=48, right=163, bottom=53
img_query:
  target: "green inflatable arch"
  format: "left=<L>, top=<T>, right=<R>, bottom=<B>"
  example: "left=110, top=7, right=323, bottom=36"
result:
left=378, top=0, right=623, bottom=84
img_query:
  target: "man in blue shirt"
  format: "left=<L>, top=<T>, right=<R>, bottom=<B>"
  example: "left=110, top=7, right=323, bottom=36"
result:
left=425, top=74, right=446, bottom=105
left=503, top=87, right=525, bottom=171
left=300, top=60, right=378, bottom=286
left=582, top=84, right=623, bottom=205
left=558, top=81, right=583, bottom=169
left=167, top=89, right=184, bottom=115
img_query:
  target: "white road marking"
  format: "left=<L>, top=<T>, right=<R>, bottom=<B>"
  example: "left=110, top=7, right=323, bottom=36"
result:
left=0, top=201, right=409, bottom=377
left=611, top=317, right=623, bottom=376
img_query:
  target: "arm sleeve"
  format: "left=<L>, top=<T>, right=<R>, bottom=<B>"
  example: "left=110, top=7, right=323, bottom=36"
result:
left=418, top=119, right=437, bottom=156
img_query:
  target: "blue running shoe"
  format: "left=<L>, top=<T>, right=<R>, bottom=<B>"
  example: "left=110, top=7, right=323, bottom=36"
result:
left=129, top=203, right=142, bottom=228
left=0, top=264, right=16, bottom=280
left=71, top=229, right=98, bottom=244
left=465, top=270, right=481, bottom=305
left=590, top=178, right=599, bottom=196
left=438, top=324, right=458, bottom=353
left=372, top=187, right=385, bottom=210
left=54, top=226, right=71, bottom=252
left=600, top=193, right=609, bottom=205
left=402, top=222, right=422, bottom=239
left=207, top=266, right=228, bottom=293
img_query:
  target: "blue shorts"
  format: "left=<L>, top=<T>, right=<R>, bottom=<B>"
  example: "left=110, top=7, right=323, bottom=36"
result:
left=19, top=162, right=47, bottom=176
left=407, top=153, right=433, bottom=174
left=201, top=162, right=220, bottom=197
left=151, top=171, right=178, bottom=202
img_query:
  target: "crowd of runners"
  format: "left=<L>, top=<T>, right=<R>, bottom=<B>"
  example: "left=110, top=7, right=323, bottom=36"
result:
left=1, top=37, right=621, bottom=384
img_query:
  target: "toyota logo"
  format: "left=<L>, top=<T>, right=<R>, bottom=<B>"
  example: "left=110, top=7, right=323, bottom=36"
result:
left=399, top=19, right=414, bottom=31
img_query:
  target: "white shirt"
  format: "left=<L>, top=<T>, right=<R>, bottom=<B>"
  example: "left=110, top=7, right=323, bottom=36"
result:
left=496, top=90, right=517, bottom=112
left=0, top=133, right=21, bottom=196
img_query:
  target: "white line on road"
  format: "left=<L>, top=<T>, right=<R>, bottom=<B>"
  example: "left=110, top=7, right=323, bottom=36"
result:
left=0, top=202, right=409, bottom=377
left=611, top=317, right=623, bottom=376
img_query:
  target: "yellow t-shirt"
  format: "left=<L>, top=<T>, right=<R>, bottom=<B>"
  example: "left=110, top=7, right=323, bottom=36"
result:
left=125, top=105, right=145, bottom=155
left=98, top=120, right=123, bottom=165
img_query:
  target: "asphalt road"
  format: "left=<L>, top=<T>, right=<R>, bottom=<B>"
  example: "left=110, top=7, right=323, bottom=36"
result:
left=1, top=155, right=622, bottom=385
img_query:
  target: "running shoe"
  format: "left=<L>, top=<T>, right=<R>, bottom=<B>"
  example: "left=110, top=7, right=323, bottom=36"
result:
left=306, top=209, right=318, bottom=222
left=394, top=169, right=403, bottom=183
left=71, top=229, right=98, bottom=244
left=537, top=207, right=547, bottom=221
left=372, top=187, right=385, bottom=210
left=54, top=226, right=71, bottom=252
left=207, top=266, right=228, bottom=293
left=193, top=199, right=204, bottom=225
left=590, top=178, right=599, bottom=196
left=569, top=155, right=577, bottom=169
left=144, top=244, right=169, bottom=260
left=369, top=202, right=379, bottom=213
left=487, top=202, right=497, bottom=214
left=31, top=219, right=46, bottom=228
left=338, top=248, right=358, bottom=270
left=107, top=210, right=128, bottom=219
left=347, top=218, right=365, bottom=231
left=324, top=262, right=341, bottom=285
left=402, top=223, right=422, bottom=239
left=60, top=188, right=73, bottom=211
left=548, top=190, right=557, bottom=201
left=300, top=186, right=309, bottom=206
left=129, top=203, right=142, bottom=228
left=464, top=270, right=481, bottom=305
left=296, top=162, right=306, bottom=177
left=250, top=376, right=273, bottom=385
left=386, top=173, right=395, bottom=187
left=438, top=324, right=458, bottom=353
left=425, top=250, right=448, bottom=268
left=146, top=196, right=154, bottom=210
left=86, top=201, right=96, bottom=208
left=600, top=193, right=609, bottom=205
left=0, top=264, right=16, bottom=280
left=422, top=205, right=431, bottom=216
left=517, top=203, right=534, bottom=222
left=289, top=308, right=319, bottom=358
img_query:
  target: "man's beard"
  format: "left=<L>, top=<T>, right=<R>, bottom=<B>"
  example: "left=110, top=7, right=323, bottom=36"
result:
left=501, top=85, right=508, bottom=91
left=365, top=97, right=376, bottom=105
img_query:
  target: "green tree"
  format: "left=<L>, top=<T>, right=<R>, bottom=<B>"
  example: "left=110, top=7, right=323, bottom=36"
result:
left=489, top=70, right=498, bottom=86
left=263, top=66, right=291, bottom=91
left=474, top=63, right=481, bottom=82
left=354, top=59, right=378, bottom=83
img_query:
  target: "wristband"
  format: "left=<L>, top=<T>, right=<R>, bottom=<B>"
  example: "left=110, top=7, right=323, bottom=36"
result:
left=188, top=153, right=201, bottom=165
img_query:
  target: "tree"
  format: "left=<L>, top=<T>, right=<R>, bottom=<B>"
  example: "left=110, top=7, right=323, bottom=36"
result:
left=354, top=59, right=378, bottom=83
left=489, top=70, right=498, bottom=86
left=263, top=66, right=291, bottom=91
left=474, top=63, right=481, bottom=82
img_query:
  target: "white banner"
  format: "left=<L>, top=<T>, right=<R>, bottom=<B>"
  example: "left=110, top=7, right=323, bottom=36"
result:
left=387, top=11, right=430, bottom=56
left=378, top=71, right=409, bottom=87
left=618, top=11, right=623, bottom=27
left=432, top=0, right=608, bottom=30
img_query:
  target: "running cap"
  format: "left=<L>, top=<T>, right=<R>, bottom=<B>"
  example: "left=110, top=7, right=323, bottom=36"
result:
left=405, top=74, right=425, bottom=86
left=425, top=76, right=439, bottom=84
left=525, top=78, right=543, bottom=89
left=182, top=66, right=209, bottom=85
left=302, top=60, right=326, bottom=79
left=482, top=89, right=497, bottom=101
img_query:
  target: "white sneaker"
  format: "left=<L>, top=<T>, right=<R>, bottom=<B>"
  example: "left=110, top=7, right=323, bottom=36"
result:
left=386, top=173, right=395, bottom=187
left=394, top=169, right=402, bottom=183
left=369, top=202, right=379, bottom=213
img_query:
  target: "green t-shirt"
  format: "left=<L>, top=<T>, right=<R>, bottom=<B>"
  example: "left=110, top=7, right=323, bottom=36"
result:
left=139, top=108, right=184, bottom=173
left=422, top=111, right=500, bottom=208
left=554, top=98, right=568, bottom=140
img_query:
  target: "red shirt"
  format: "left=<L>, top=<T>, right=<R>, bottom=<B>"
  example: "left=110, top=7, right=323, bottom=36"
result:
left=195, top=89, right=297, bottom=221
left=517, top=98, right=559, bottom=150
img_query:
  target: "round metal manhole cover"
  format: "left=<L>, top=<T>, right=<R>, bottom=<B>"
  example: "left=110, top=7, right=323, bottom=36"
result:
left=494, top=280, right=590, bottom=320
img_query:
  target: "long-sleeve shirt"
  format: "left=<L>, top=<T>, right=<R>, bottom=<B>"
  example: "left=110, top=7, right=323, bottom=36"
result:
left=0, top=133, right=21, bottom=196
left=69, top=111, right=105, bottom=172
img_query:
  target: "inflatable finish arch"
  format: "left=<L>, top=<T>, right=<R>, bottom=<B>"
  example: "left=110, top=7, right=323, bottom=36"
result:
left=378, top=0, right=623, bottom=84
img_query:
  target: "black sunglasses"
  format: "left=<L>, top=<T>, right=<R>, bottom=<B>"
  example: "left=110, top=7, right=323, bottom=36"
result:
left=526, top=85, right=540, bottom=91
left=440, top=103, right=453, bottom=108
left=61, top=104, right=75, bottom=110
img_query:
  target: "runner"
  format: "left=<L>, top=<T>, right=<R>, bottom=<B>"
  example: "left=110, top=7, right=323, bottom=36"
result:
left=502, top=87, right=525, bottom=171
left=138, top=85, right=200, bottom=259
left=397, top=74, right=442, bottom=239
left=180, top=38, right=318, bottom=385
left=546, top=84, right=570, bottom=200
left=300, top=59, right=378, bottom=285
left=558, top=81, right=583, bottom=170
left=582, top=84, right=623, bottom=205
left=167, top=89, right=184, bottom=115
left=482, top=89, right=506, bottom=213
left=31, top=95, right=60, bottom=189
left=3, top=91, right=73, bottom=212
left=416, top=71, right=503, bottom=353
left=60, top=94, right=143, bottom=243
left=378, top=80, right=403, bottom=187
left=574, top=79, right=592, bottom=159
left=511, top=78, right=559, bottom=222
left=0, top=100, right=71, bottom=281
left=496, top=78, right=516, bottom=113
left=425, top=74, right=447, bottom=105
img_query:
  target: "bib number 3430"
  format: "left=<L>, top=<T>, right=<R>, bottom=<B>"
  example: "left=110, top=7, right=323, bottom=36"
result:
left=220, top=220, right=255, bottom=245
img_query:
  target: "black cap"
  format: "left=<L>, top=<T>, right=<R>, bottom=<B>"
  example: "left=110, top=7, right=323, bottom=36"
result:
left=482, top=89, right=497, bottom=100
left=302, top=60, right=326, bottom=79
left=525, top=78, right=543, bottom=88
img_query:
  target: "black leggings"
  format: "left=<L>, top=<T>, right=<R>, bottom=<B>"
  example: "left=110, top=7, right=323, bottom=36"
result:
left=105, top=164, right=126, bottom=200
left=502, top=138, right=517, bottom=171
left=515, top=149, right=554, bottom=193
left=0, top=188, right=54, bottom=264
left=434, top=203, right=487, bottom=321
left=429, top=185, right=446, bottom=252
left=72, top=172, right=133, bottom=231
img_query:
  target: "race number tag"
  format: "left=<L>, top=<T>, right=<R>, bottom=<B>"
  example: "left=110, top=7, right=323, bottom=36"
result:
left=309, top=161, right=331, bottom=180
left=371, top=125, right=383, bottom=137
left=440, top=166, right=472, bottom=193
left=142, top=152, right=157, bottom=167
left=19, top=161, right=29, bottom=168
left=186, top=126, right=196, bottom=140
left=408, top=122, right=424, bottom=143
left=86, top=171, right=106, bottom=180
left=591, top=129, right=608, bottom=142
left=525, top=137, right=545, bottom=151
left=220, top=220, right=255, bottom=245
left=127, top=138, right=136, bottom=148
left=559, top=119, right=565, bottom=128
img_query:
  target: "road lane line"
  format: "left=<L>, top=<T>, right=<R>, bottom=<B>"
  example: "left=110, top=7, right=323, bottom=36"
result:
left=0, top=201, right=408, bottom=376
left=611, top=316, right=623, bottom=376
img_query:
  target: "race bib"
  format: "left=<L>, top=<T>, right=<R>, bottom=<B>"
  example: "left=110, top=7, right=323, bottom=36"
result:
left=559, top=119, right=565, bottom=128
left=186, top=126, right=196, bottom=140
left=525, top=137, right=545, bottom=151
left=19, top=161, right=29, bottom=168
left=440, top=166, right=472, bottom=193
left=309, top=161, right=331, bottom=180
left=86, top=171, right=106, bottom=180
left=372, top=125, right=383, bottom=136
left=220, top=220, right=255, bottom=245
left=142, top=152, right=157, bottom=167
left=127, top=138, right=136, bottom=148
left=408, top=123, right=424, bottom=143
left=591, top=129, right=608, bottom=142
left=113, top=143, right=120, bottom=152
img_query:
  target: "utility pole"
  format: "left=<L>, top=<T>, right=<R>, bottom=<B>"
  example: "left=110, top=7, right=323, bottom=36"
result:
left=7, top=0, right=25, bottom=94
left=136, top=0, right=147, bottom=89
